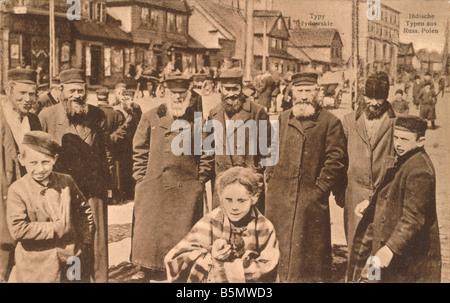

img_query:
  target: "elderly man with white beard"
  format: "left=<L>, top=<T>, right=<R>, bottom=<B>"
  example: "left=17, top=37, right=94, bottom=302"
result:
left=265, top=72, right=347, bottom=282
left=39, top=69, right=113, bottom=282
left=131, top=72, right=212, bottom=281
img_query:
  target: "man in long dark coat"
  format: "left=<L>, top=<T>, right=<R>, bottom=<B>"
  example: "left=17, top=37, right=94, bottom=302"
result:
left=114, top=86, right=142, bottom=200
left=96, top=87, right=128, bottom=203
left=342, top=72, right=396, bottom=254
left=0, top=69, right=42, bottom=282
left=347, top=116, right=441, bottom=283
left=39, top=69, right=112, bottom=282
left=131, top=73, right=212, bottom=280
left=265, top=72, right=347, bottom=282
left=206, top=68, right=271, bottom=212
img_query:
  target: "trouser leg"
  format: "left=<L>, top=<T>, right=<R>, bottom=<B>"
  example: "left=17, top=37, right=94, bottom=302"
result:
left=88, top=197, right=109, bottom=282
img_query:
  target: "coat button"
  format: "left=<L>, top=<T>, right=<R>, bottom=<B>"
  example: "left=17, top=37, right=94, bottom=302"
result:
left=381, top=217, right=385, bottom=223
left=178, top=183, right=182, bottom=187
left=163, top=168, right=168, bottom=172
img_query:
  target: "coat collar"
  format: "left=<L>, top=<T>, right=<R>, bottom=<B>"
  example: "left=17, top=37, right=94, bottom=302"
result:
left=354, top=102, right=396, bottom=150
left=287, top=107, right=321, bottom=135
left=395, top=147, right=425, bottom=167
left=0, top=104, right=20, bottom=162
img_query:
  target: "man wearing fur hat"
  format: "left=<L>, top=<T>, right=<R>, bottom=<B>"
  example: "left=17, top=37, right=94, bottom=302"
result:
left=1, top=69, right=42, bottom=282
left=131, top=72, right=212, bottom=280
left=341, top=71, right=397, bottom=255
left=39, top=69, right=112, bottom=282
left=347, top=116, right=441, bottom=282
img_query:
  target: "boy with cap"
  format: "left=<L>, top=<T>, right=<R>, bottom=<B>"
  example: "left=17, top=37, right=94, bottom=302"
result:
left=347, top=115, right=441, bottom=282
left=1, top=68, right=42, bottom=282
left=6, top=131, right=94, bottom=282
left=418, top=81, right=438, bottom=129
left=391, top=89, right=409, bottom=116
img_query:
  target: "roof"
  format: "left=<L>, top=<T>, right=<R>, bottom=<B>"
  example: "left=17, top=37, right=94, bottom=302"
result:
left=287, top=47, right=312, bottom=64
left=187, top=35, right=208, bottom=49
left=416, top=49, right=442, bottom=63
left=398, top=42, right=414, bottom=56
left=289, top=28, right=342, bottom=48
left=253, top=10, right=281, bottom=17
left=253, top=37, right=297, bottom=61
left=193, top=0, right=245, bottom=42
left=106, top=0, right=190, bottom=13
left=302, top=48, right=333, bottom=64
left=72, top=19, right=132, bottom=42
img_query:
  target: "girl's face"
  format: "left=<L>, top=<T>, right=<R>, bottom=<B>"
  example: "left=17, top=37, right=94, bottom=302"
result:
left=220, top=183, right=258, bottom=223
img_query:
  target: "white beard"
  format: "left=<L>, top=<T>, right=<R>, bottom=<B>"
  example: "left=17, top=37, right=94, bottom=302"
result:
left=292, top=103, right=316, bottom=118
left=167, top=91, right=191, bottom=118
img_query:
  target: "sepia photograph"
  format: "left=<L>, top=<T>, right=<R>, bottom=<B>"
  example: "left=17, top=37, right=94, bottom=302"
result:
left=0, top=0, right=449, bottom=287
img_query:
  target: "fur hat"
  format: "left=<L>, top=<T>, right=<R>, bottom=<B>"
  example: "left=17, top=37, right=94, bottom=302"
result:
left=395, top=115, right=427, bottom=136
left=365, top=72, right=390, bottom=100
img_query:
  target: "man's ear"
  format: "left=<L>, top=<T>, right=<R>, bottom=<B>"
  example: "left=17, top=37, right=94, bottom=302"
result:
left=5, top=84, right=13, bottom=96
left=53, top=153, right=59, bottom=163
left=58, top=84, right=64, bottom=92
left=18, top=153, right=25, bottom=166
left=416, top=136, right=426, bottom=148
left=217, top=83, right=223, bottom=94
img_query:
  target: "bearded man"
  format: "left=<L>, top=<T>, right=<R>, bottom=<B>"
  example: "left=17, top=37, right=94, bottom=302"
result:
left=39, top=69, right=112, bottom=282
left=131, top=72, right=212, bottom=280
left=265, top=72, right=347, bottom=282
left=341, top=71, right=396, bottom=256
left=206, top=68, right=271, bottom=211
left=1, top=69, right=42, bottom=282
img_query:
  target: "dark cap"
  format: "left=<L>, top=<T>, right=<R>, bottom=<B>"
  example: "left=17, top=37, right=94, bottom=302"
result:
left=22, top=131, right=60, bottom=157
left=292, top=72, right=318, bottom=86
left=423, top=81, right=432, bottom=87
left=96, top=87, right=109, bottom=100
left=165, top=72, right=191, bottom=93
left=59, top=68, right=85, bottom=84
left=395, top=115, right=427, bottom=136
left=123, top=90, right=135, bottom=97
left=365, top=72, right=390, bottom=100
left=52, top=76, right=60, bottom=85
left=8, top=68, right=37, bottom=84
left=114, top=83, right=127, bottom=90
left=218, top=68, right=243, bottom=85
left=395, top=89, right=403, bottom=95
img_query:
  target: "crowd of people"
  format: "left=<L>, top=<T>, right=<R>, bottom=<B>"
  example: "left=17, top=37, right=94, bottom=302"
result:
left=0, top=63, right=443, bottom=283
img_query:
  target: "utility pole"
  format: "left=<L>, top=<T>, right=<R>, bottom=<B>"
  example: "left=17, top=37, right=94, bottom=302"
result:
left=244, top=0, right=254, bottom=82
left=49, top=0, right=55, bottom=87
left=351, top=0, right=359, bottom=107
left=262, top=20, right=267, bottom=73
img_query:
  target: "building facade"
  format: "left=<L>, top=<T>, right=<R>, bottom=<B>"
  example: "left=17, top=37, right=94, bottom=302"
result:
left=0, top=0, right=136, bottom=88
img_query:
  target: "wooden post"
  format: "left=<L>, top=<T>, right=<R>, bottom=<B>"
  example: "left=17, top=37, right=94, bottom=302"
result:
left=244, top=0, right=254, bottom=83
left=262, top=20, right=267, bottom=72
left=49, top=0, right=55, bottom=87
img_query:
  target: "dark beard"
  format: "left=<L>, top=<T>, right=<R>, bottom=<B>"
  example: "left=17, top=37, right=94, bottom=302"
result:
left=362, top=100, right=390, bottom=120
left=222, top=95, right=244, bottom=117
left=62, top=99, right=88, bottom=125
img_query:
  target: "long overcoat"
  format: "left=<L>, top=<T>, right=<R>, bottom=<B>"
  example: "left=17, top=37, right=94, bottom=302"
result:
left=265, top=108, right=347, bottom=282
left=342, top=105, right=396, bottom=252
left=207, top=98, right=270, bottom=210
left=1, top=104, right=42, bottom=248
left=131, top=103, right=212, bottom=270
left=39, top=103, right=112, bottom=282
left=346, top=148, right=441, bottom=282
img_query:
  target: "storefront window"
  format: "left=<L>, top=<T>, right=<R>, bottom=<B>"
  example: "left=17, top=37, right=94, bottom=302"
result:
left=167, top=12, right=175, bottom=32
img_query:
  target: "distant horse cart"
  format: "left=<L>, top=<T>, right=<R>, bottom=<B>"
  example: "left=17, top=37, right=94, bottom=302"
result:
left=319, top=82, right=343, bottom=109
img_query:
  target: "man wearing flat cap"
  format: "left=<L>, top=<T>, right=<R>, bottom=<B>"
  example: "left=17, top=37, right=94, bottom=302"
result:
left=205, top=68, right=271, bottom=211
left=38, top=76, right=61, bottom=108
left=113, top=86, right=142, bottom=201
left=39, top=68, right=112, bottom=282
left=0, top=68, right=42, bottom=282
left=265, top=72, right=347, bottom=282
left=131, top=71, right=211, bottom=280
left=96, top=87, right=130, bottom=203
left=347, top=115, right=441, bottom=282
left=341, top=71, right=397, bottom=256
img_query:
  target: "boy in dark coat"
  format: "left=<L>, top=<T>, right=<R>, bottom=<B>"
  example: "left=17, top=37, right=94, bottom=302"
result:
left=347, top=115, right=441, bottom=283
left=391, top=89, right=409, bottom=116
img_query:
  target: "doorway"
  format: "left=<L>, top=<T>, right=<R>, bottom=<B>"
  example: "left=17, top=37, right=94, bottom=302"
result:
left=90, top=45, right=102, bottom=85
